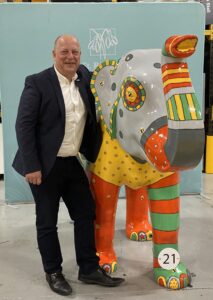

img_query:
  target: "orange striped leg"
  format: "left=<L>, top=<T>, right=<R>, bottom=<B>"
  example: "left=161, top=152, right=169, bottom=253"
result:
left=125, top=186, right=152, bottom=241
left=91, top=173, right=119, bottom=273
left=148, top=172, right=191, bottom=289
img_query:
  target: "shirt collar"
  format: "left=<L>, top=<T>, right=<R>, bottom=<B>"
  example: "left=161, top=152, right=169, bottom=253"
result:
left=54, top=65, right=78, bottom=84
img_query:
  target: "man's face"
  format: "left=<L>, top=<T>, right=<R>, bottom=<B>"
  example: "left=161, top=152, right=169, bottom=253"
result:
left=53, top=36, right=81, bottom=80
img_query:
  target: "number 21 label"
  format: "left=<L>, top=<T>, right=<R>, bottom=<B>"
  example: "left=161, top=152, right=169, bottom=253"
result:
left=158, top=248, right=180, bottom=270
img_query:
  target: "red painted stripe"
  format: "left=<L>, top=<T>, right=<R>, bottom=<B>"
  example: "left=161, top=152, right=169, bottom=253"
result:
left=164, top=81, right=192, bottom=95
left=162, top=72, right=190, bottom=82
left=162, top=63, right=187, bottom=72
left=149, top=173, right=179, bottom=188
left=153, top=257, right=161, bottom=268
left=153, top=228, right=179, bottom=244
left=149, top=198, right=180, bottom=214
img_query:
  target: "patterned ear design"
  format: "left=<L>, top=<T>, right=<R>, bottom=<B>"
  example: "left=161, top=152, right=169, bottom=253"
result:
left=121, top=77, right=146, bottom=111
left=90, top=60, right=118, bottom=138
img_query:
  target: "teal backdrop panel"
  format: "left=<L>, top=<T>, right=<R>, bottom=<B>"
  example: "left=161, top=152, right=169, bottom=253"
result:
left=0, top=2, right=205, bottom=203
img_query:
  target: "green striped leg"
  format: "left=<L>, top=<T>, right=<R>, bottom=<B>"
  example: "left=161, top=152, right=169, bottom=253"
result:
left=148, top=173, right=191, bottom=289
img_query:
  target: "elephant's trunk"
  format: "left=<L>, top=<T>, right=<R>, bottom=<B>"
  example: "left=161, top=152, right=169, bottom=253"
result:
left=142, top=35, right=205, bottom=172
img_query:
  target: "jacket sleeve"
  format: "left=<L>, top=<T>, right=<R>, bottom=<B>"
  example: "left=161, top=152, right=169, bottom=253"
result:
left=15, top=76, right=42, bottom=174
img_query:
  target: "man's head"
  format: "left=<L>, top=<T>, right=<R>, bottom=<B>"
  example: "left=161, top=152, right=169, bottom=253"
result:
left=53, top=34, right=81, bottom=81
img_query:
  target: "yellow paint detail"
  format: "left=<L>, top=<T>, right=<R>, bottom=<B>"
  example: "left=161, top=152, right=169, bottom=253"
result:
left=125, top=86, right=137, bottom=102
left=90, top=128, right=172, bottom=189
left=146, top=230, right=153, bottom=241
left=163, top=77, right=191, bottom=87
left=105, top=60, right=110, bottom=66
left=186, top=94, right=197, bottom=120
left=111, top=262, right=117, bottom=272
left=205, top=135, right=213, bottom=173
left=157, top=276, right=167, bottom=287
left=91, top=88, right=96, bottom=93
left=168, top=99, right=175, bottom=120
left=175, top=95, right=185, bottom=120
left=177, top=38, right=197, bottom=52
left=168, top=278, right=179, bottom=290
left=162, top=68, right=188, bottom=77
left=91, top=79, right=95, bottom=84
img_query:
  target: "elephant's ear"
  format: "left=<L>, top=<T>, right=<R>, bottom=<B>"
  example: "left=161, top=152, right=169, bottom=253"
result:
left=90, top=60, right=118, bottom=138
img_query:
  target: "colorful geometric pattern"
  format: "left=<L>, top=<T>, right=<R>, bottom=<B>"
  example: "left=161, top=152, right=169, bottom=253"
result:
left=167, top=93, right=202, bottom=121
left=121, top=77, right=146, bottom=111
left=162, top=62, right=192, bottom=95
left=90, top=59, right=118, bottom=137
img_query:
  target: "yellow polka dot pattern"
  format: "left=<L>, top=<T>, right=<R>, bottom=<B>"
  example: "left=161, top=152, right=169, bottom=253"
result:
left=90, top=128, right=172, bottom=189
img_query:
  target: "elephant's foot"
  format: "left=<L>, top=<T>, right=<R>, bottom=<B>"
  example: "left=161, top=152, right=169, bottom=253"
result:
left=126, top=220, right=152, bottom=241
left=154, top=262, right=192, bottom=290
left=97, top=250, right=117, bottom=274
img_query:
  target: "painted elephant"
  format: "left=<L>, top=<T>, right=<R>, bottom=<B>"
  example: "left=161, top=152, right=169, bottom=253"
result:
left=90, top=35, right=205, bottom=289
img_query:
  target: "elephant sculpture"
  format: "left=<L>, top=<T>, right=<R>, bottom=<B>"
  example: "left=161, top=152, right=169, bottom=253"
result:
left=89, top=34, right=205, bottom=289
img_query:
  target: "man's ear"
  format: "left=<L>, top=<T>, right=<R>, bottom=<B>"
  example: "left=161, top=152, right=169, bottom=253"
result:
left=52, top=50, right=56, bottom=59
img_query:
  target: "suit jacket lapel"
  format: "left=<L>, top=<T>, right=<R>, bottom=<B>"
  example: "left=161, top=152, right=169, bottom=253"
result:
left=49, top=66, right=93, bottom=121
left=49, top=67, right=65, bottom=122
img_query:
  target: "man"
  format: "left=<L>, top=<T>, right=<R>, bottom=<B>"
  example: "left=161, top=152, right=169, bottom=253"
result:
left=13, top=34, right=124, bottom=296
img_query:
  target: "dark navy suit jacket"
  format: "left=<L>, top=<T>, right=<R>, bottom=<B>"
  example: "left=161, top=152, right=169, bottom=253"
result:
left=12, top=65, right=102, bottom=179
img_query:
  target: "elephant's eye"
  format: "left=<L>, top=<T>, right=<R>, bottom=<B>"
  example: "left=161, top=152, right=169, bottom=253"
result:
left=121, top=77, right=146, bottom=111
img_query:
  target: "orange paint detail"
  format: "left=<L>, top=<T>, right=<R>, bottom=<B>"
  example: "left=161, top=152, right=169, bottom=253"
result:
left=149, top=173, right=179, bottom=188
left=152, top=228, right=179, bottom=244
left=125, top=186, right=152, bottom=239
left=163, top=72, right=190, bottom=82
left=91, top=173, right=119, bottom=253
left=164, top=81, right=192, bottom=95
left=144, top=126, right=171, bottom=171
left=149, top=198, right=180, bottom=214
left=162, top=63, right=187, bottom=73
left=157, top=276, right=167, bottom=287
left=180, top=273, right=188, bottom=288
left=153, top=257, right=161, bottom=268
left=165, top=35, right=197, bottom=58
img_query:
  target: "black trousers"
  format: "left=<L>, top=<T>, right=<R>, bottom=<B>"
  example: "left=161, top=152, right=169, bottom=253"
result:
left=30, top=156, right=99, bottom=275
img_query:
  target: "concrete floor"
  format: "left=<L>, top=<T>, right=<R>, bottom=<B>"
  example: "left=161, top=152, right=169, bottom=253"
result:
left=0, top=174, right=213, bottom=300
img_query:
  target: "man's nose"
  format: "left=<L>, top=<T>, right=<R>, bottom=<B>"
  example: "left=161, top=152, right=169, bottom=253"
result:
left=66, top=51, right=74, bottom=59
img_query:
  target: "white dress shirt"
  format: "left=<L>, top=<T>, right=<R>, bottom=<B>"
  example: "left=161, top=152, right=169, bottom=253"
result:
left=54, top=66, right=87, bottom=157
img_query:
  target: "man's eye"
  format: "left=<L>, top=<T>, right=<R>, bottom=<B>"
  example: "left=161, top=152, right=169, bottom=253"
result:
left=73, top=51, right=79, bottom=55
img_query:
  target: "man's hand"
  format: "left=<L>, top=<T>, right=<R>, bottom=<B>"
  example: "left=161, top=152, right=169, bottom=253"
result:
left=25, top=171, right=42, bottom=185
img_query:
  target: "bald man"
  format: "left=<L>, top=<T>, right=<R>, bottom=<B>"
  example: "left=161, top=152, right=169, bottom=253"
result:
left=13, top=35, right=124, bottom=296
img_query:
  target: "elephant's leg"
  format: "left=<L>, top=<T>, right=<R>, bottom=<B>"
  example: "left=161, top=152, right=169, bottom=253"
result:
left=149, top=172, right=191, bottom=289
left=125, top=186, right=152, bottom=241
left=90, top=173, right=120, bottom=273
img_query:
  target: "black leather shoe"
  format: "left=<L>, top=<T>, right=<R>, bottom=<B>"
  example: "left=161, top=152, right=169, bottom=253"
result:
left=46, top=272, right=72, bottom=296
left=78, top=267, right=125, bottom=287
